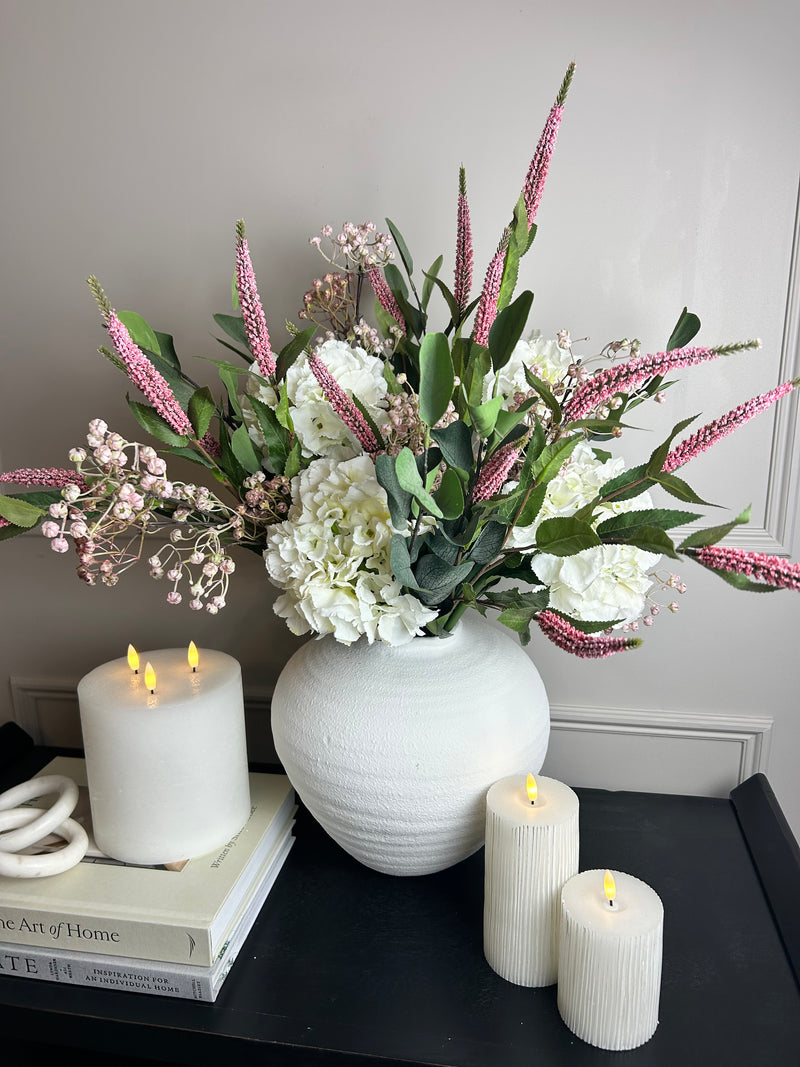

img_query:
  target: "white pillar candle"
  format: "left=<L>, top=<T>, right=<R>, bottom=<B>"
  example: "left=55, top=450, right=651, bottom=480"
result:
left=78, top=647, right=250, bottom=865
left=557, top=869, right=663, bottom=1051
left=484, top=774, right=579, bottom=986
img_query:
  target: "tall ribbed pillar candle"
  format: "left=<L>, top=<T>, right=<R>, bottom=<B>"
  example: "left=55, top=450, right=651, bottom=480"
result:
left=557, top=869, right=663, bottom=1050
left=483, top=774, right=579, bottom=986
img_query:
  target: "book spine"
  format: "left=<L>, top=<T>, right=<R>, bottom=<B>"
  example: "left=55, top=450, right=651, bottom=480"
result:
left=0, top=943, right=217, bottom=1001
left=0, top=911, right=215, bottom=967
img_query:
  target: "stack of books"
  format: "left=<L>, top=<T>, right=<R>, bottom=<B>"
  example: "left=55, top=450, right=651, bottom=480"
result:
left=0, top=756, right=295, bottom=1001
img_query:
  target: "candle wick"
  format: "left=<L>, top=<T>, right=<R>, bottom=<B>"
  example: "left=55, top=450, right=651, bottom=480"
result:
left=608, top=900, right=615, bottom=909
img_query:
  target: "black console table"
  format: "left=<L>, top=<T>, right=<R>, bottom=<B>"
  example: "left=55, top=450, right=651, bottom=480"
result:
left=1, top=725, right=798, bottom=1067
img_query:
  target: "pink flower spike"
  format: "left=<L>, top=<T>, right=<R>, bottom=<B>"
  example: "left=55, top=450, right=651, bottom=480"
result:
left=562, top=340, right=761, bottom=423
left=454, top=166, right=474, bottom=315
left=690, top=545, right=800, bottom=592
left=105, top=314, right=194, bottom=438
left=368, top=270, right=406, bottom=336
left=472, top=228, right=511, bottom=348
left=522, top=62, right=575, bottom=227
left=472, top=444, right=520, bottom=503
left=537, top=610, right=642, bottom=658
left=662, top=380, right=795, bottom=473
left=0, top=468, right=88, bottom=490
left=235, top=220, right=276, bottom=377
left=307, top=353, right=379, bottom=453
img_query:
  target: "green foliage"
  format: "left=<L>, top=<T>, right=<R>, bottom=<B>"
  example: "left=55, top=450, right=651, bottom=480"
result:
left=418, top=333, right=454, bottom=427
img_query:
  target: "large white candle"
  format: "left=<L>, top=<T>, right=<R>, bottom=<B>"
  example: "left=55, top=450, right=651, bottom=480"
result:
left=484, top=774, right=579, bottom=986
left=557, top=869, right=663, bottom=1050
left=78, top=647, right=250, bottom=865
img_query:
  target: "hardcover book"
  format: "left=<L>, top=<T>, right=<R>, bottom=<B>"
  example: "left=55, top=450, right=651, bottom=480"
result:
left=0, top=831, right=294, bottom=1001
left=0, top=757, right=295, bottom=966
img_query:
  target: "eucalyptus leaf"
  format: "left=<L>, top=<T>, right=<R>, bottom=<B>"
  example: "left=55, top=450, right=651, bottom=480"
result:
left=395, top=447, right=443, bottom=518
left=431, top=419, right=474, bottom=472
left=418, top=333, right=454, bottom=427
left=375, top=453, right=412, bottom=528
left=434, top=467, right=465, bottom=519
left=414, top=554, right=475, bottom=604
left=390, top=534, right=426, bottom=591
left=467, top=521, right=506, bottom=565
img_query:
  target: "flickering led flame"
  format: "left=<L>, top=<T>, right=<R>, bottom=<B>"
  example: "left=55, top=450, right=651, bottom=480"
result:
left=526, top=773, right=538, bottom=804
left=604, top=869, right=617, bottom=905
left=188, top=641, right=199, bottom=671
left=127, top=645, right=140, bottom=673
left=144, top=662, right=157, bottom=693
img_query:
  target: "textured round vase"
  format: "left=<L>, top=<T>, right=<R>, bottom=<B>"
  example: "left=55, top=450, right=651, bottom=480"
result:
left=271, top=613, right=550, bottom=876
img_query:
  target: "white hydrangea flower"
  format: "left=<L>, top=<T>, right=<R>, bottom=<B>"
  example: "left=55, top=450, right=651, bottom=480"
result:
left=506, top=441, right=661, bottom=626
left=265, top=454, right=437, bottom=646
left=483, top=331, right=574, bottom=402
left=243, top=338, right=389, bottom=463
left=507, top=441, right=652, bottom=551
left=533, top=544, right=661, bottom=625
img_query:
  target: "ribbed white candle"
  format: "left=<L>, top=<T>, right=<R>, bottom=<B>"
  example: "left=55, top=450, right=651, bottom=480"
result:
left=484, top=774, right=579, bottom=986
left=557, top=869, right=663, bottom=1050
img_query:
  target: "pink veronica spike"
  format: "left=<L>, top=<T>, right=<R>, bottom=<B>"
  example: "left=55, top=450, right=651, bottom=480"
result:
left=87, top=276, right=194, bottom=439
left=523, top=63, right=574, bottom=226
left=562, top=340, right=761, bottom=423
left=235, top=220, right=276, bottom=377
left=368, top=269, right=406, bottom=335
left=662, top=380, right=795, bottom=473
left=537, top=610, right=642, bottom=658
left=472, top=228, right=511, bottom=347
left=454, top=166, right=474, bottom=315
left=307, top=353, right=379, bottom=453
left=472, top=444, right=520, bottom=503
left=0, top=468, right=87, bottom=490
left=689, top=546, right=800, bottom=592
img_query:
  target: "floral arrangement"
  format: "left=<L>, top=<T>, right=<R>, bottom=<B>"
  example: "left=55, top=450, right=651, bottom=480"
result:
left=2, top=63, right=799, bottom=655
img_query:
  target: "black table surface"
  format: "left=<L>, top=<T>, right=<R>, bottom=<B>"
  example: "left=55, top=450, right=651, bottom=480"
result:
left=1, top=726, right=799, bottom=1067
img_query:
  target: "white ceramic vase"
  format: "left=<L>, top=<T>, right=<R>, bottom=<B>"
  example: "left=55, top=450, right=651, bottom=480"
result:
left=270, top=612, right=550, bottom=876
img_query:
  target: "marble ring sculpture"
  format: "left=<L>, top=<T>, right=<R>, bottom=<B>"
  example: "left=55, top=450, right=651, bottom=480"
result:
left=0, top=775, right=89, bottom=877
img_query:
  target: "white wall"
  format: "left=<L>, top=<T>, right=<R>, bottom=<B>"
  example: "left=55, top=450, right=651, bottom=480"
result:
left=2, top=2, right=799, bottom=831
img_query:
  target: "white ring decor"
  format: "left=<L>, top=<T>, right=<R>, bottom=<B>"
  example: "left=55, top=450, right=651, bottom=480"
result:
left=0, top=776, right=88, bottom=877
left=0, top=775, right=80, bottom=853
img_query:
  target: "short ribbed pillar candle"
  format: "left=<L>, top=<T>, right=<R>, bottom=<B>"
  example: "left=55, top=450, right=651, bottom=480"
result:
left=557, top=869, right=663, bottom=1050
left=483, top=774, right=579, bottom=986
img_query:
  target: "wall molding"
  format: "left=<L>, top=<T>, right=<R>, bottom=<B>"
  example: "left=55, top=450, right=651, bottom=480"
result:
left=10, top=677, right=772, bottom=791
left=550, top=702, right=773, bottom=785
